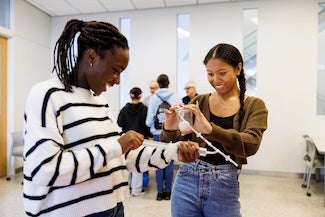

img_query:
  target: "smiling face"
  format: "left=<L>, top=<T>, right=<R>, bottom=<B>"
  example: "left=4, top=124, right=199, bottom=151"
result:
left=79, top=47, right=129, bottom=96
left=206, top=58, right=241, bottom=96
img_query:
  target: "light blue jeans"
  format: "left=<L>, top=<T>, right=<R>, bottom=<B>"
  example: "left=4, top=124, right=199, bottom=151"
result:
left=171, top=160, right=241, bottom=217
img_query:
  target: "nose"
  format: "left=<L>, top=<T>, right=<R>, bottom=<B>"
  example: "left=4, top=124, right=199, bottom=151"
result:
left=209, top=74, right=217, bottom=84
left=213, top=74, right=222, bottom=83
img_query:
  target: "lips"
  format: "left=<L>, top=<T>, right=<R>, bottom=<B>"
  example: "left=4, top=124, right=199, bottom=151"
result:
left=215, top=84, right=224, bottom=90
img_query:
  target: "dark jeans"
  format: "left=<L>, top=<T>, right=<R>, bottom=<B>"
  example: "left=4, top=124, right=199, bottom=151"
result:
left=85, top=202, right=124, bottom=217
left=153, top=134, right=174, bottom=193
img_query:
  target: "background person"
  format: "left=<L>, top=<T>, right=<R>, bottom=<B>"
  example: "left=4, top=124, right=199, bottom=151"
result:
left=23, top=19, right=200, bottom=217
left=117, top=87, right=151, bottom=196
left=182, top=81, right=198, bottom=105
left=142, top=80, right=159, bottom=107
left=161, top=43, right=268, bottom=217
left=145, top=74, right=181, bottom=201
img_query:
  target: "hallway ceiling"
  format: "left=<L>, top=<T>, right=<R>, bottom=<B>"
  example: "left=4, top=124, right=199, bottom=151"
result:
left=25, top=0, right=249, bottom=16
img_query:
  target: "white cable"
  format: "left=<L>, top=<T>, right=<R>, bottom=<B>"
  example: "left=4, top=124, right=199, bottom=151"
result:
left=177, top=110, right=238, bottom=167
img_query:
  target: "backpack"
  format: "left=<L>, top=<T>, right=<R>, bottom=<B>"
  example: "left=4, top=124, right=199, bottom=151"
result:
left=154, top=97, right=171, bottom=130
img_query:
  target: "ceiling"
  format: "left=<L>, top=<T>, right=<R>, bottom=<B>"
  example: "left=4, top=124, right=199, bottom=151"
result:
left=25, top=0, right=245, bottom=17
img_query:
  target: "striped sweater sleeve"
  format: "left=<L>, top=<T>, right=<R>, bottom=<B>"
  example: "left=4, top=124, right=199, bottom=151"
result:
left=125, top=142, right=179, bottom=173
left=23, top=81, right=123, bottom=187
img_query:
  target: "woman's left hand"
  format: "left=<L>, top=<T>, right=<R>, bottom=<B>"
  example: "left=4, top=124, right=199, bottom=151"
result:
left=182, top=101, right=212, bottom=134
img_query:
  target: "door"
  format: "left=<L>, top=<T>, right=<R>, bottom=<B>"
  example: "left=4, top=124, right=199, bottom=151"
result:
left=0, top=36, right=8, bottom=177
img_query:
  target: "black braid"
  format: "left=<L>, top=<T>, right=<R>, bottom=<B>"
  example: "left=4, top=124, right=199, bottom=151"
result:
left=203, top=43, right=246, bottom=124
left=52, top=19, right=129, bottom=92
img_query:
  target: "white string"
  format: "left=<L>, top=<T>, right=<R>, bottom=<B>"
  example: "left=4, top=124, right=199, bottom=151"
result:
left=177, top=110, right=238, bottom=167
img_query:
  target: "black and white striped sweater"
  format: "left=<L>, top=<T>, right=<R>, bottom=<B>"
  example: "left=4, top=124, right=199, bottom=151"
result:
left=23, top=77, right=178, bottom=217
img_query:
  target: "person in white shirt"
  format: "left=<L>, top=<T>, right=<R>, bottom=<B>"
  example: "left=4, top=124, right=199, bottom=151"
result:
left=23, top=19, right=200, bottom=217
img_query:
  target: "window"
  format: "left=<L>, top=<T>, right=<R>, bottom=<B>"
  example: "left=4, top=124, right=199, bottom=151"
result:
left=0, top=0, right=10, bottom=29
left=119, top=18, right=131, bottom=109
left=317, top=3, right=325, bottom=115
left=243, top=8, right=258, bottom=96
left=177, top=14, right=190, bottom=97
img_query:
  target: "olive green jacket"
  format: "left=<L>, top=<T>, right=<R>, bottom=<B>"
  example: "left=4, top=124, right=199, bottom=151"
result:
left=160, top=93, right=268, bottom=168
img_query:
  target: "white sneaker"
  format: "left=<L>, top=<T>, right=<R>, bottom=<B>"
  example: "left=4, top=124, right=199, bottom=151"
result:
left=131, top=190, right=145, bottom=197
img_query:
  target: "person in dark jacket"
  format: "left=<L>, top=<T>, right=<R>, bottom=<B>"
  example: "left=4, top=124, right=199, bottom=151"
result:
left=182, top=81, right=198, bottom=104
left=117, top=87, right=152, bottom=196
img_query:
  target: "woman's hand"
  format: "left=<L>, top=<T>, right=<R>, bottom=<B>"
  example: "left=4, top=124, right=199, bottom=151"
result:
left=177, top=141, right=200, bottom=162
left=182, top=101, right=212, bottom=135
left=118, top=130, right=144, bottom=154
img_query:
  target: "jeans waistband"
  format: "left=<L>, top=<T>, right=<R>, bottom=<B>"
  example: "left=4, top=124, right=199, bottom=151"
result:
left=189, top=159, right=239, bottom=173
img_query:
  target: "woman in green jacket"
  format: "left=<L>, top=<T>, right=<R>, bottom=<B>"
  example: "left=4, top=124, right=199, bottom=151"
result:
left=161, top=43, right=268, bottom=217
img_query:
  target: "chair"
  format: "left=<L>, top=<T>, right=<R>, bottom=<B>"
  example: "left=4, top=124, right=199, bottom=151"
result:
left=301, top=134, right=325, bottom=196
left=6, top=131, right=24, bottom=181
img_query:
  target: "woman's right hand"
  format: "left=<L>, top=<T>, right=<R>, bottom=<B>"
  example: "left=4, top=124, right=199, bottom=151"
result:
left=118, top=130, right=144, bottom=154
left=163, top=104, right=182, bottom=131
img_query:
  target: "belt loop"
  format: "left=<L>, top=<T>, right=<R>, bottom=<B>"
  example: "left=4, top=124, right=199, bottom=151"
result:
left=192, top=159, right=199, bottom=170
left=237, top=169, right=241, bottom=180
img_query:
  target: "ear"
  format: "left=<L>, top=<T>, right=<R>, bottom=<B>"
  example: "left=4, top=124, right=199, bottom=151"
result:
left=86, top=48, right=98, bottom=65
left=236, top=63, right=242, bottom=76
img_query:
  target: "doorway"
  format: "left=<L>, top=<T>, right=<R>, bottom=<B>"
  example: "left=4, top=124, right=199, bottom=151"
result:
left=0, top=36, right=8, bottom=177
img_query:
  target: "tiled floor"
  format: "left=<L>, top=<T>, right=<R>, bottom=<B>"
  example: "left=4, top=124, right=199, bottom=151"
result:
left=1, top=169, right=324, bottom=217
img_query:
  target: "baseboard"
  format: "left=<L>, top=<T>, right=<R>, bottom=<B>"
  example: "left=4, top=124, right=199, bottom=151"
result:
left=240, top=169, right=302, bottom=178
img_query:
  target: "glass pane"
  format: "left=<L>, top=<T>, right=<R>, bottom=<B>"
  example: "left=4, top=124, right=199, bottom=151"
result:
left=243, top=8, right=258, bottom=96
left=0, top=0, right=10, bottom=28
left=317, top=3, right=325, bottom=115
left=119, top=18, right=131, bottom=109
left=177, top=14, right=190, bottom=97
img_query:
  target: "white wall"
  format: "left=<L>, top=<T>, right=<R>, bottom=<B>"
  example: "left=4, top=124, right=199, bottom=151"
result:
left=3, top=0, right=324, bottom=175
left=249, top=0, right=320, bottom=173
left=0, top=0, right=51, bottom=173
left=9, top=0, right=51, bottom=131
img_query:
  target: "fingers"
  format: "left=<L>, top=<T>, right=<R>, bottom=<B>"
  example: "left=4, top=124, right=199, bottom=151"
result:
left=182, top=103, right=199, bottom=116
left=177, top=141, right=200, bottom=162
left=118, top=130, right=144, bottom=154
left=180, top=128, right=193, bottom=136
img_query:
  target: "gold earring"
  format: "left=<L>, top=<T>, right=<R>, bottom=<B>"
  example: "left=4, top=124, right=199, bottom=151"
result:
left=89, top=62, right=93, bottom=68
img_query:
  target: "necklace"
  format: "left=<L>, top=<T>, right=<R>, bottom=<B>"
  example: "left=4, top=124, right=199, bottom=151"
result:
left=210, top=94, right=240, bottom=115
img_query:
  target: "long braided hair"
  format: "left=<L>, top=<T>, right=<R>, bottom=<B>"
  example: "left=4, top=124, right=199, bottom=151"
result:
left=52, top=19, right=129, bottom=92
left=203, top=43, right=246, bottom=124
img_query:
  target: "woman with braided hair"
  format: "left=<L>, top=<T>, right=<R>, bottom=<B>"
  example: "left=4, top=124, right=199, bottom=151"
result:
left=160, top=43, right=268, bottom=217
left=23, top=19, right=200, bottom=217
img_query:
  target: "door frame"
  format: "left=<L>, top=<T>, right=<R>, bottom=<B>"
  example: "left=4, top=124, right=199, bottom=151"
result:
left=0, top=35, right=8, bottom=177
